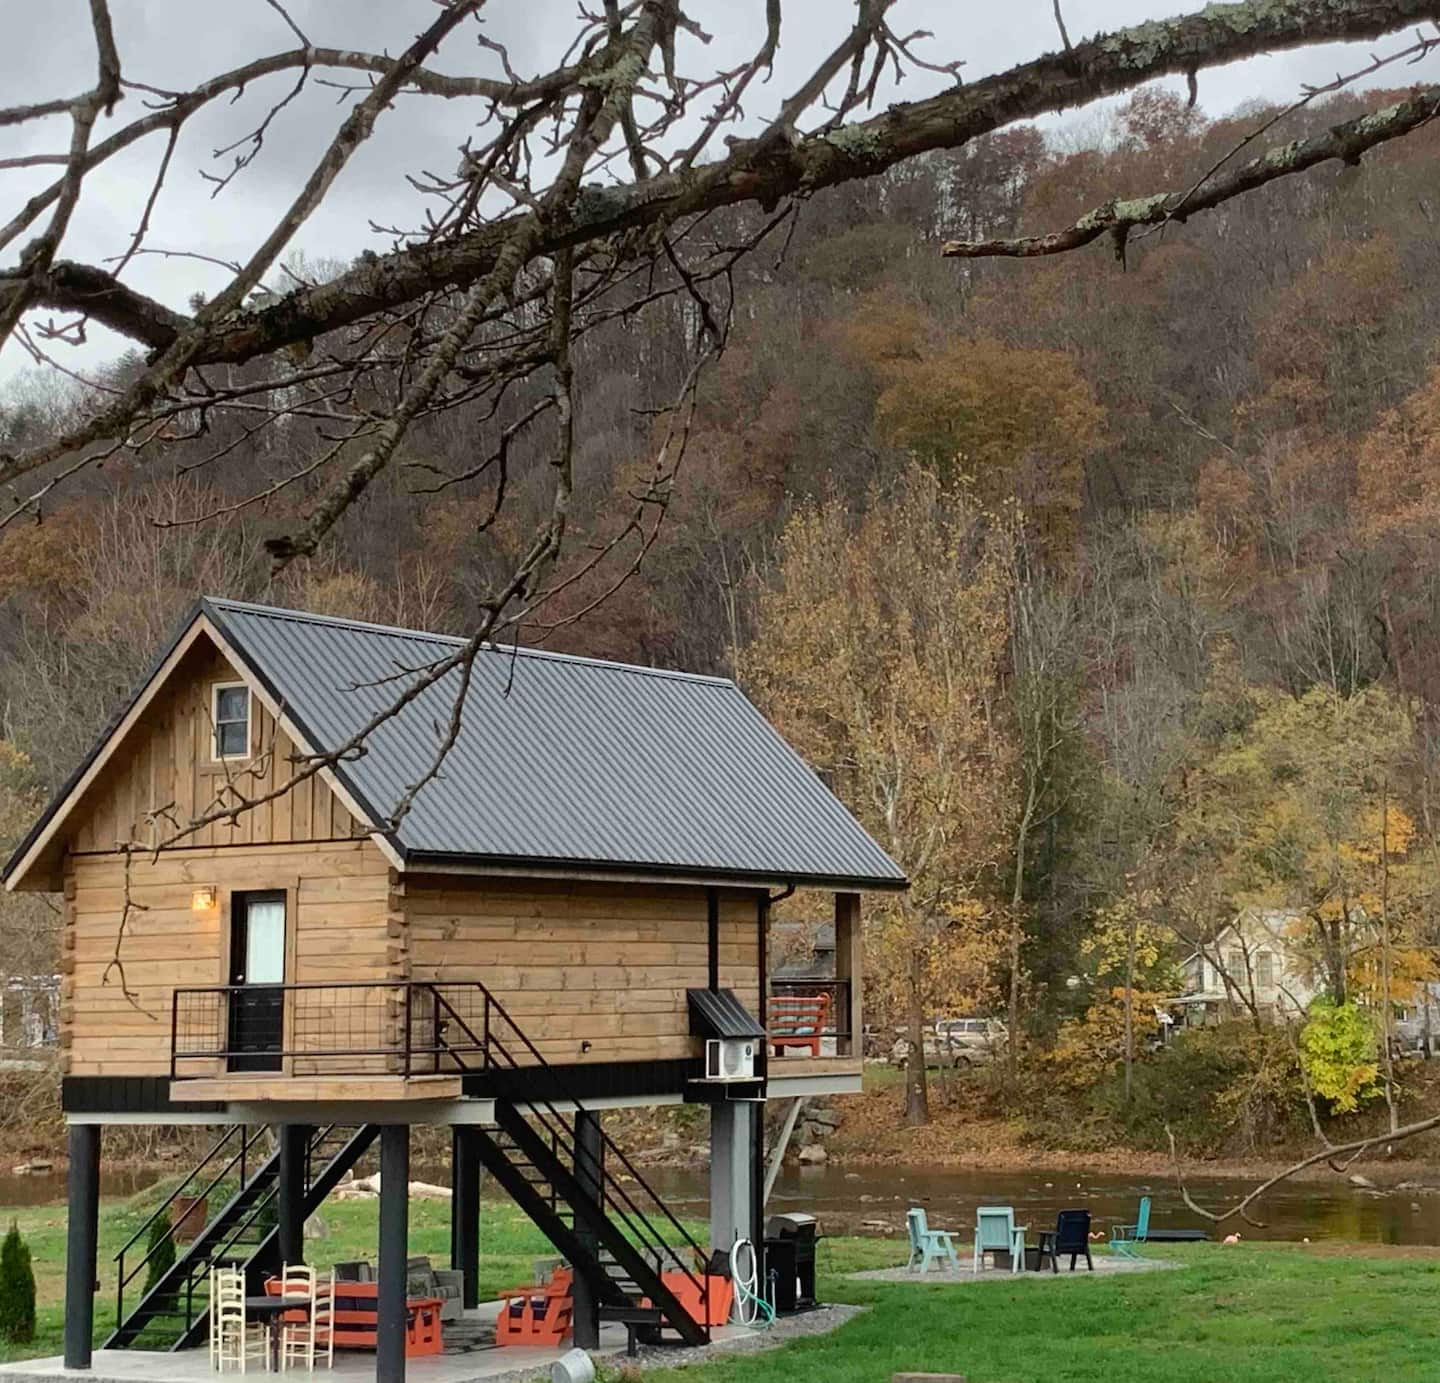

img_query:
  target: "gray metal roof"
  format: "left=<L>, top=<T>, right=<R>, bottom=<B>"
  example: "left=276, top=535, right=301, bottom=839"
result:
left=202, top=599, right=906, bottom=889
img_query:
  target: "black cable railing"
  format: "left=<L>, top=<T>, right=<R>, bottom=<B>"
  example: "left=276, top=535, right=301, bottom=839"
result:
left=170, top=980, right=490, bottom=1079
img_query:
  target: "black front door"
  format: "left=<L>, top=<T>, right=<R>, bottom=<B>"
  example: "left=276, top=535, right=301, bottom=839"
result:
left=227, top=891, right=286, bottom=1072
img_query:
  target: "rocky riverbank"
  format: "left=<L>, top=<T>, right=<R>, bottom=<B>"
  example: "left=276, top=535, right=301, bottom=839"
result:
left=612, top=1073, right=1440, bottom=1192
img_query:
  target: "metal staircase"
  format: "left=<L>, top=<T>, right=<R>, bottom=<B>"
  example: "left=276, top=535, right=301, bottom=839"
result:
left=474, top=1108, right=708, bottom=1347
left=107, top=1122, right=378, bottom=1350
left=435, top=984, right=714, bottom=1347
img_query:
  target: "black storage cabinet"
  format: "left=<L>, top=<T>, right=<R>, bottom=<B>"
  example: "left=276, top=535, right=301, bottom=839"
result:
left=764, top=1212, right=818, bottom=1313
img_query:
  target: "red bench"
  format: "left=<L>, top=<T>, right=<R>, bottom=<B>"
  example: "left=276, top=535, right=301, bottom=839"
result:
left=767, top=992, right=831, bottom=1057
left=496, top=1268, right=573, bottom=1346
left=324, top=1282, right=444, bottom=1357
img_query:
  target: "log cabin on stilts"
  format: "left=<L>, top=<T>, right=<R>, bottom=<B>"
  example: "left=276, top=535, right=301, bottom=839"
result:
left=2, top=599, right=905, bottom=1381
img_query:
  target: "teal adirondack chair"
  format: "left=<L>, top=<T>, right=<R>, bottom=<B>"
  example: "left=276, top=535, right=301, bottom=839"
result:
left=1110, top=1195, right=1151, bottom=1258
left=973, top=1205, right=1027, bottom=1273
left=906, top=1207, right=960, bottom=1272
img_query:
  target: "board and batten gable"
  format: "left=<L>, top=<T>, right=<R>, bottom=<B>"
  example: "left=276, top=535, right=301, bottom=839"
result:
left=52, top=637, right=392, bottom=1078
left=70, top=642, right=364, bottom=855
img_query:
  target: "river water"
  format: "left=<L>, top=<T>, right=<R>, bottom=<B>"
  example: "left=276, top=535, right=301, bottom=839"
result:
left=4, top=1161, right=1438, bottom=1246
left=1, top=1165, right=162, bottom=1209
left=620, top=1162, right=1440, bottom=1246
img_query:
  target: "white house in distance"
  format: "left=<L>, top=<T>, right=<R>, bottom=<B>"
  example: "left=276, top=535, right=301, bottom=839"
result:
left=1172, top=909, right=1320, bottom=1027
left=1172, top=908, right=1440, bottom=1053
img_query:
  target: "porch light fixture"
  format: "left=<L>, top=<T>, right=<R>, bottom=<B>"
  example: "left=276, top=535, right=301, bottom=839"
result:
left=191, top=886, right=218, bottom=913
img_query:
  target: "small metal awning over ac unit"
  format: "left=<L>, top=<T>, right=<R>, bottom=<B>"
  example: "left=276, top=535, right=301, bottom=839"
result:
left=684, top=988, right=765, bottom=1104
left=686, top=988, right=766, bottom=1041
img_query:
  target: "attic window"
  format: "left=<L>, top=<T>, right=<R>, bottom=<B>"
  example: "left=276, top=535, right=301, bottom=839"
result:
left=212, top=682, right=251, bottom=760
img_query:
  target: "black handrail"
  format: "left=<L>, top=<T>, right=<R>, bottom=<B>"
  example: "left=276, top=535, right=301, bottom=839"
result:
left=114, top=1124, right=246, bottom=1262
left=429, top=986, right=487, bottom=1060
left=425, top=980, right=710, bottom=1326
left=491, top=1029, right=708, bottom=1275
left=194, top=1123, right=342, bottom=1287
left=114, top=1123, right=341, bottom=1338
left=113, top=1124, right=269, bottom=1327
left=471, top=985, right=711, bottom=1311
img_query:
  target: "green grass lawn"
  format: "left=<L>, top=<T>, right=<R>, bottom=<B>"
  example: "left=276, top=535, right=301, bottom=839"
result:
left=7, top=1194, right=1440, bottom=1382
left=649, top=1240, right=1440, bottom=1383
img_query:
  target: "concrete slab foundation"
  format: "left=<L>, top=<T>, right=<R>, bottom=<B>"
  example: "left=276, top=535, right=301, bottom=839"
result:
left=0, top=1301, right=863, bottom=1383
left=850, top=1252, right=1178, bottom=1285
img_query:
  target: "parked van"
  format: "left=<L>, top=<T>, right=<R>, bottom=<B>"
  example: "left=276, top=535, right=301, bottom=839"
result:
left=932, top=1017, right=1008, bottom=1067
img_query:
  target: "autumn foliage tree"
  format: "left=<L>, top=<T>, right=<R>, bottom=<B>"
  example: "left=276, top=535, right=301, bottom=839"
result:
left=744, top=464, right=1014, bottom=1125
left=842, top=303, right=1106, bottom=551
left=0, top=741, right=49, bottom=983
left=1175, top=682, right=1427, bottom=1007
left=1044, top=891, right=1181, bottom=1098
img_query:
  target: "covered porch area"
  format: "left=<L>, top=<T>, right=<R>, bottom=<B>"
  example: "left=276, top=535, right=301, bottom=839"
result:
left=51, top=1094, right=750, bottom=1383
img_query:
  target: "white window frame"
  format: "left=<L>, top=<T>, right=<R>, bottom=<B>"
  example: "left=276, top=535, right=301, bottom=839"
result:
left=211, top=681, right=252, bottom=762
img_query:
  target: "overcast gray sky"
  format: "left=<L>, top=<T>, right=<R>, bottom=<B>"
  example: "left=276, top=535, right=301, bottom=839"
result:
left=3, top=0, right=1436, bottom=386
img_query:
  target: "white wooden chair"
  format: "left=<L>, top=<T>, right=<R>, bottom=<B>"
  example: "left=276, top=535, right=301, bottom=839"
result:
left=211, top=1265, right=268, bottom=1372
left=310, top=1268, right=335, bottom=1370
left=278, top=1264, right=334, bottom=1371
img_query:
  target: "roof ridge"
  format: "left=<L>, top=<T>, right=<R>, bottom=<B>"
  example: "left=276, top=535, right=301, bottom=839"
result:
left=203, top=597, right=736, bottom=687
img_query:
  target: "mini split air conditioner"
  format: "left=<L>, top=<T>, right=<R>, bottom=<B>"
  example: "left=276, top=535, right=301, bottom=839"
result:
left=705, top=1037, right=756, bottom=1081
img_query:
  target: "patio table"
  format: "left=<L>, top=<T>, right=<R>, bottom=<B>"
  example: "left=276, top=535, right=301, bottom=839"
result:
left=245, top=1295, right=311, bottom=1372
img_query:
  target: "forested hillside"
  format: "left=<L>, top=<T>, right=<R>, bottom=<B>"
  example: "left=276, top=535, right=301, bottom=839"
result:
left=5, top=83, right=1440, bottom=1149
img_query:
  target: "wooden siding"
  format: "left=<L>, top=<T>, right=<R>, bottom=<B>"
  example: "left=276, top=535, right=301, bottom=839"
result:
left=70, top=643, right=360, bottom=856
left=61, top=839, right=391, bottom=1076
left=403, top=877, right=763, bottom=1064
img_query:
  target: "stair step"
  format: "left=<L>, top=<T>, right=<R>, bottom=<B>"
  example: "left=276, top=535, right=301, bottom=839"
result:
left=599, top=1303, right=664, bottom=1332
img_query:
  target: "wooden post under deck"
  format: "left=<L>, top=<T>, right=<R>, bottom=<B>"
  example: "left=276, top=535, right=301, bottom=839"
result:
left=450, top=1127, right=481, bottom=1310
left=377, top=1124, right=410, bottom=1383
left=63, top=1123, right=100, bottom=1369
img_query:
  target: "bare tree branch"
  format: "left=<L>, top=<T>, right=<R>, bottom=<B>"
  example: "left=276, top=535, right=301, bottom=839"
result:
left=942, top=84, right=1440, bottom=261
left=1166, top=1119, right=1440, bottom=1227
left=0, top=0, right=122, bottom=347
left=7, top=0, right=1436, bottom=391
